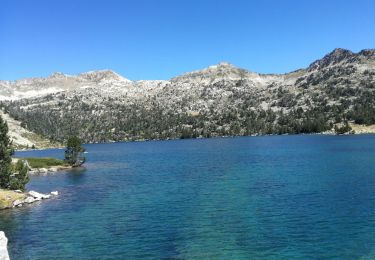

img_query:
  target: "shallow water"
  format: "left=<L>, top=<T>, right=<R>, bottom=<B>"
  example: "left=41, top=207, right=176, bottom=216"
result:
left=2, top=135, right=375, bottom=259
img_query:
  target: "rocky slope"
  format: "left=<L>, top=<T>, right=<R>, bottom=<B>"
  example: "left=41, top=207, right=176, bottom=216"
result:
left=1, top=48, right=374, bottom=143
left=0, top=109, right=61, bottom=149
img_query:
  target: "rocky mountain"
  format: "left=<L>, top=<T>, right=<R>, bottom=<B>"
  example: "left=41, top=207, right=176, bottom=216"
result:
left=0, top=70, right=131, bottom=101
left=0, top=109, right=60, bottom=149
left=1, top=48, right=374, bottom=144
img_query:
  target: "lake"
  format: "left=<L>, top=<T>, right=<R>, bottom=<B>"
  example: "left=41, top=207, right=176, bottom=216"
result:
left=2, top=135, right=375, bottom=259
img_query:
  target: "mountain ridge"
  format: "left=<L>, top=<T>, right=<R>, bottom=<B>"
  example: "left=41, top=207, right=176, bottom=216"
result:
left=1, top=47, right=372, bottom=98
left=1, top=48, right=374, bottom=145
left=1, top=47, right=370, bottom=82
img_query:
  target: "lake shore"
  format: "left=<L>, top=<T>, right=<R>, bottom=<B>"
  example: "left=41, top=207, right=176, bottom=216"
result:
left=12, top=157, right=73, bottom=174
left=0, top=189, right=26, bottom=210
left=1, top=158, right=70, bottom=210
left=0, top=189, right=59, bottom=210
left=14, top=126, right=375, bottom=152
left=28, top=165, right=73, bottom=175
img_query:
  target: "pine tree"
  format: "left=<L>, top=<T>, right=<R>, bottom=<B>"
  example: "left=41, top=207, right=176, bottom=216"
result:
left=0, top=116, right=14, bottom=189
left=64, top=136, right=86, bottom=167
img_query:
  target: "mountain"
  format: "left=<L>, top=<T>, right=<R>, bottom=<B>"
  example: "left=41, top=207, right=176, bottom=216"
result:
left=0, top=70, right=131, bottom=101
left=1, top=48, right=374, bottom=145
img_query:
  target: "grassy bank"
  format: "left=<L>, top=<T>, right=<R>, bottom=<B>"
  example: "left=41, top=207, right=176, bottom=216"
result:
left=13, top=157, right=68, bottom=169
left=0, top=189, right=26, bottom=210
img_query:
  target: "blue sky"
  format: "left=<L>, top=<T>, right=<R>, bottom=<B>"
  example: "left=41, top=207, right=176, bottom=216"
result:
left=0, top=0, right=374, bottom=80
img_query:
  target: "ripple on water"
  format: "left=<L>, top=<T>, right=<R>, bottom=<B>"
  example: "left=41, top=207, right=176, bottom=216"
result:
left=1, top=135, right=375, bottom=258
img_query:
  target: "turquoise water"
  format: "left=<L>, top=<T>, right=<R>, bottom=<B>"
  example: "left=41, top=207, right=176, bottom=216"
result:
left=2, top=135, right=375, bottom=259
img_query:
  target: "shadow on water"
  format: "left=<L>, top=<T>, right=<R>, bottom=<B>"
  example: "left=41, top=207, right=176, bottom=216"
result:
left=65, top=166, right=87, bottom=180
left=68, top=166, right=87, bottom=174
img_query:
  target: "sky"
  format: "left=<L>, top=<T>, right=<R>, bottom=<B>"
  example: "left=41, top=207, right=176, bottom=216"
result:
left=0, top=0, right=374, bottom=80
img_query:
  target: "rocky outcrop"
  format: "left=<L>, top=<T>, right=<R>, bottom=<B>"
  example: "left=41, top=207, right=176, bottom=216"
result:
left=11, top=190, right=58, bottom=208
left=307, top=48, right=354, bottom=71
left=28, top=191, right=51, bottom=200
left=0, top=231, right=9, bottom=260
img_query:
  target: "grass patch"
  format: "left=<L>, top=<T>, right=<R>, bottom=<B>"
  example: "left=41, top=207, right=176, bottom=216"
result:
left=23, top=157, right=66, bottom=168
left=0, top=189, right=26, bottom=209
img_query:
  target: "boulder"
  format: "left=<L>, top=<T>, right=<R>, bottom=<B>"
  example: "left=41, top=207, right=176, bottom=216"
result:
left=0, top=231, right=9, bottom=260
left=28, top=191, right=51, bottom=200
left=24, top=197, right=36, bottom=204
left=38, top=168, right=48, bottom=173
left=12, top=199, right=23, bottom=207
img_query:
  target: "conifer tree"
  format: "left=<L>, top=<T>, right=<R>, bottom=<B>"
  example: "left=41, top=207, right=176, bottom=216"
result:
left=64, top=136, right=86, bottom=167
left=0, top=116, right=14, bottom=189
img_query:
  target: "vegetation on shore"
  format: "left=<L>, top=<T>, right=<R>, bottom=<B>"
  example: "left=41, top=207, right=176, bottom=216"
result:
left=334, top=121, right=353, bottom=135
left=23, top=157, right=66, bottom=169
left=0, top=116, right=29, bottom=191
left=0, top=114, right=86, bottom=211
left=0, top=115, right=30, bottom=208
left=64, top=137, right=86, bottom=167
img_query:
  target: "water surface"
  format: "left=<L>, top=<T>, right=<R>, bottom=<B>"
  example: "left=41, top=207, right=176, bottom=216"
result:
left=2, top=135, right=375, bottom=259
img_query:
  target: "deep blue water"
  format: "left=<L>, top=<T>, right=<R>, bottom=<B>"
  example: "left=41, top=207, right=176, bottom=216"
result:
left=2, top=135, right=375, bottom=259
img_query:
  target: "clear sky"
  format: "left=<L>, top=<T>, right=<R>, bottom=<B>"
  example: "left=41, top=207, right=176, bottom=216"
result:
left=1, top=0, right=374, bottom=80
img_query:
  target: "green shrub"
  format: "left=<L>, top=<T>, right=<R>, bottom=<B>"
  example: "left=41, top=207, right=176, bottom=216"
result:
left=9, top=160, right=29, bottom=191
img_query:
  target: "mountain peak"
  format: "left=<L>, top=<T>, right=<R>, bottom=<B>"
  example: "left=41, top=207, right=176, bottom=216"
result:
left=49, top=72, right=68, bottom=78
left=213, top=61, right=234, bottom=68
left=325, top=48, right=353, bottom=61
left=330, top=48, right=352, bottom=55
left=78, top=70, right=131, bottom=82
left=308, top=48, right=354, bottom=71
left=171, top=62, right=255, bottom=83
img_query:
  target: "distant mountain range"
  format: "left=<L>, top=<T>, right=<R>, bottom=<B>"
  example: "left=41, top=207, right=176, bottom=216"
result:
left=1, top=48, right=375, bottom=147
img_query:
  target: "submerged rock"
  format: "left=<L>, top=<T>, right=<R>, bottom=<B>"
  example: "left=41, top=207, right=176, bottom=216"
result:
left=0, top=231, right=9, bottom=260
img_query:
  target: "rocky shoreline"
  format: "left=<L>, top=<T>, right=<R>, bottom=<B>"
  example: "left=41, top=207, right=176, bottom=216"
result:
left=12, top=190, right=58, bottom=208
left=11, top=158, right=73, bottom=175
left=0, top=189, right=59, bottom=210
left=28, top=165, right=72, bottom=175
